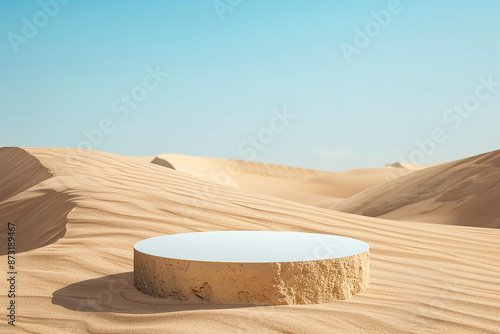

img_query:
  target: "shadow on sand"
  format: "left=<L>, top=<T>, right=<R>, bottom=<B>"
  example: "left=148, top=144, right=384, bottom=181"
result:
left=52, top=272, right=261, bottom=314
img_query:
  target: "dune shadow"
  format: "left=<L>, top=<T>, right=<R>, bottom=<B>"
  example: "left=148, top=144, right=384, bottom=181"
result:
left=0, top=147, right=77, bottom=255
left=151, top=157, right=176, bottom=170
left=52, top=272, right=261, bottom=314
left=0, top=147, right=53, bottom=203
left=0, top=189, right=75, bottom=255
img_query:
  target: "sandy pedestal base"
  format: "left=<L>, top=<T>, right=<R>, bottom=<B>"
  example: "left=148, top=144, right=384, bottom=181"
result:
left=134, top=231, right=369, bottom=305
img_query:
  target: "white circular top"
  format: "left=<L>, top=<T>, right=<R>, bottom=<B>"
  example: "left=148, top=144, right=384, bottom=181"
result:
left=134, top=231, right=369, bottom=263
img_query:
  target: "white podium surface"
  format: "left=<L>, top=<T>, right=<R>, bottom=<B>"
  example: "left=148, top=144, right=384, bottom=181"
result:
left=134, top=231, right=369, bottom=305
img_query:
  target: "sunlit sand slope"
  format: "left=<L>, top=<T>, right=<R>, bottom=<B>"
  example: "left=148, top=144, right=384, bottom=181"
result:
left=0, top=147, right=498, bottom=333
left=335, top=150, right=500, bottom=228
left=150, top=154, right=415, bottom=208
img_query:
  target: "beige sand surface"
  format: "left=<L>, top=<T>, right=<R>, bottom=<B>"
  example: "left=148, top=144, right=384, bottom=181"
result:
left=143, top=154, right=416, bottom=208
left=335, top=150, right=500, bottom=228
left=0, top=147, right=499, bottom=333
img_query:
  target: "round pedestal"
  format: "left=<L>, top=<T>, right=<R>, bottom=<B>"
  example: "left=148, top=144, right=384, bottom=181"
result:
left=134, top=231, right=369, bottom=305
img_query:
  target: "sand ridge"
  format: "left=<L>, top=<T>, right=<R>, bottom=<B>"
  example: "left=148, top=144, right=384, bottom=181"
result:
left=0, top=147, right=499, bottom=333
left=147, top=154, right=416, bottom=208
left=0, top=147, right=75, bottom=254
left=335, top=149, right=500, bottom=228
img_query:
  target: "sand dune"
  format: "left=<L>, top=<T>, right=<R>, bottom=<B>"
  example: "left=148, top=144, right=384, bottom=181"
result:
left=0, top=147, right=75, bottom=254
left=385, top=161, right=426, bottom=170
left=335, top=150, right=500, bottom=228
left=0, top=147, right=52, bottom=203
left=0, top=147, right=499, bottom=333
left=148, top=154, right=416, bottom=208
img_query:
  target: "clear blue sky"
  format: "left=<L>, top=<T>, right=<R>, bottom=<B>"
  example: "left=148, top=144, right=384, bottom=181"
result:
left=1, top=0, right=499, bottom=171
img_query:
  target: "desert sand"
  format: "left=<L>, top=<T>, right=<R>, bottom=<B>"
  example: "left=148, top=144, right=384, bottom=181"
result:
left=1, top=147, right=499, bottom=333
left=138, top=154, right=417, bottom=208
left=335, top=150, right=500, bottom=228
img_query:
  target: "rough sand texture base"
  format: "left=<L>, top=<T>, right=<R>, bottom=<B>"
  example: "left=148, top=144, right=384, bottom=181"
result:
left=134, top=249, right=369, bottom=305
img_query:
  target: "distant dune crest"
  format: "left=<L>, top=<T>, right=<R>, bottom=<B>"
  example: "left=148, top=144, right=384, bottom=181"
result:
left=336, top=150, right=500, bottom=228
left=146, top=154, right=415, bottom=208
left=385, top=161, right=424, bottom=170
